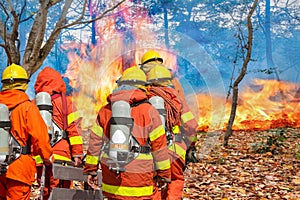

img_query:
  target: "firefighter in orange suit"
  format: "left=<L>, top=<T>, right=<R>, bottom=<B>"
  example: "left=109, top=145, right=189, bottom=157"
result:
left=147, top=65, right=198, bottom=200
left=84, top=66, right=171, bottom=200
left=140, top=50, right=186, bottom=101
left=33, top=67, right=84, bottom=200
left=0, top=64, right=53, bottom=200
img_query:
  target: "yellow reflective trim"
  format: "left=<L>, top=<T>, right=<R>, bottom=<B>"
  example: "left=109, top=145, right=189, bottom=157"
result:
left=102, top=182, right=153, bottom=197
left=91, top=123, right=103, bottom=137
left=69, top=136, right=83, bottom=145
left=33, top=155, right=43, bottom=164
left=86, top=155, right=99, bottom=165
left=136, top=153, right=153, bottom=160
left=172, top=125, right=180, bottom=134
left=187, top=135, right=197, bottom=142
left=102, top=152, right=152, bottom=160
left=67, top=111, right=81, bottom=125
left=149, top=125, right=165, bottom=142
left=53, top=154, right=72, bottom=162
left=168, top=143, right=186, bottom=160
left=181, top=111, right=195, bottom=124
left=102, top=153, right=109, bottom=158
left=155, top=159, right=170, bottom=170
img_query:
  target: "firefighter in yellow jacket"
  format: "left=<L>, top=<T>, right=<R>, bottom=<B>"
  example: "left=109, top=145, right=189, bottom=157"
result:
left=84, top=66, right=171, bottom=200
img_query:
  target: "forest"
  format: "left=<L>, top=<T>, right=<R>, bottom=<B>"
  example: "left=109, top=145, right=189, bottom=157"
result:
left=0, top=0, right=300, bottom=199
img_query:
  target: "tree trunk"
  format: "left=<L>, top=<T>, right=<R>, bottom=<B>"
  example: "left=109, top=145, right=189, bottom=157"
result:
left=223, top=0, right=258, bottom=147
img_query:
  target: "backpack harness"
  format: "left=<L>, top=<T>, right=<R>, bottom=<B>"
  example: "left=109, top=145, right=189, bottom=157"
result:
left=104, top=99, right=151, bottom=173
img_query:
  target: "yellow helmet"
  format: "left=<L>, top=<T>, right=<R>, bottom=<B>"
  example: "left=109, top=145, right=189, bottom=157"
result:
left=147, top=64, right=172, bottom=83
left=118, top=66, right=147, bottom=86
left=141, top=50, right=163, bottom=65
left=1, top=63, right=29, bottom=83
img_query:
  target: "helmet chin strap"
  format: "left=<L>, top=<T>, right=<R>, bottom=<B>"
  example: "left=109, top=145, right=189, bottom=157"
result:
left=1, top=81, right=28, bottom=91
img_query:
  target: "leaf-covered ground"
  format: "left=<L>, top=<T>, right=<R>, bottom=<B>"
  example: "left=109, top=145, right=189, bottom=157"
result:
left=183, top=128, right=300, bottom=200
left=30, top=128, right=300, bottom=199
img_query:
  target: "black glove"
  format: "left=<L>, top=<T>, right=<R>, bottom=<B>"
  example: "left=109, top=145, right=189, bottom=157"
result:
left=185, top=146, right=199, bottom=165
left=86, top=174, right=99, bottom=190
left=154, top=176, right=171, bottom=191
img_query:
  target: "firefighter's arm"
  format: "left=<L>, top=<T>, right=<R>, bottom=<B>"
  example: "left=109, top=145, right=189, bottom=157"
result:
left=149, top=108, right=171, bottom=182
left=83, top=121, right=104, bottom=188
left=66, top=109, right=84, bottom=164
left=180, top=100, right=198, bottom=147
left=180, top=102, right=199, bottom=165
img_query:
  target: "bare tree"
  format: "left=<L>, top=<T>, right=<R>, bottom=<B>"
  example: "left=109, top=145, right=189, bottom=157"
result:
left=223, top=0, right=259, bottom=147
left=0, top=0, right=125, bottom=77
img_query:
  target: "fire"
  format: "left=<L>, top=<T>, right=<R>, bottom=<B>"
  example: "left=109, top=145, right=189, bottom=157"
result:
left=62, top=2, right=178, bottom=130
left=196, top=79, right=300, bottom=131
left=61, top=2, right=300, bottom=132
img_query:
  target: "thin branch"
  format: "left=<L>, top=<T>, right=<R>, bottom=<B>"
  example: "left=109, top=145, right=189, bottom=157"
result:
left=60, top=0, right=126, bottom=29
left=19, top=0, right=35, bottom=24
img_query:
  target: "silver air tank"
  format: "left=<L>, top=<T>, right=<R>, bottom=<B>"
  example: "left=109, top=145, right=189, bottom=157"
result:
left=149, top=96, right=173, bottom=146
left=109, top=100, right=132, bottom=173
left=149, top=96, right=165, bottom=129
left=0, top=103, right=10, bottom=164
left=35, top=92, right=54, bottom=139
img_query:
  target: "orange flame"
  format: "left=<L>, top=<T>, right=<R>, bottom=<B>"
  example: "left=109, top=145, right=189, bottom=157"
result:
left=62, top=3, right=178, bottom=129
left=196, top=79, right=300, bottom=131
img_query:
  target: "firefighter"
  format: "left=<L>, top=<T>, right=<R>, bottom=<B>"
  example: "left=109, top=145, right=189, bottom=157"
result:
left=140, top=50, right=198, bottom=152
left=147, top=65, right=198, bottom=200
left=0, top=63, right=53, bottom=200
left=33, top=66, right=84, bottom=200
left=84, top=66, right=171, bottom=200
left=140, top=50, right=185, bottom=101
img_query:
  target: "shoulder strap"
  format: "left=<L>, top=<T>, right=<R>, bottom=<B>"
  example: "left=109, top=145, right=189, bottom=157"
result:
left=8, top=101, right=31, bottom=153
left=130, top=99, right=150, bottom=107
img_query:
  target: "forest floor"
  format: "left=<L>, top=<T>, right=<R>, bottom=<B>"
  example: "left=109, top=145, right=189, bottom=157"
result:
left=30, top=127, right=300, bottom=200
left=183, top=127, right=300, bottom=200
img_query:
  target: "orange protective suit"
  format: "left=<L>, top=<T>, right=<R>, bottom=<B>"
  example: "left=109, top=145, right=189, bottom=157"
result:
left=148, top=85, right=198, bottom=200
left=0, top=89, right=53, bottom=200
left=33, top=67, right=84, bottom=199
left=84, top=88, right=171, bottom=200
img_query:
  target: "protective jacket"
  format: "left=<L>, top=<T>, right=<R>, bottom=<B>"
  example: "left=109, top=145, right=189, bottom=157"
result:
left=84, top=88, right=171, bottom=200
left=34, top=67, right=83, bottom=163
left=147, top=85, right=198, bottom=200
left=0, top=89, right=53, bottom=185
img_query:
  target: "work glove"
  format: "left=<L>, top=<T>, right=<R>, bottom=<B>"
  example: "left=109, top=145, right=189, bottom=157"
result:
left=73, top=157, right=82, bottom=167
left=43, top=154, right=54, bottom=168
left=185, top=146, right=199, bottom=165
left=87, top=174, right=98, bottom=190
left=154, top=176, right=171, bottom=191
